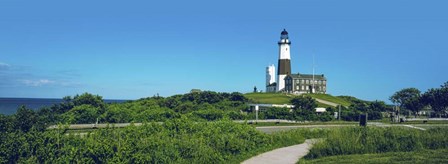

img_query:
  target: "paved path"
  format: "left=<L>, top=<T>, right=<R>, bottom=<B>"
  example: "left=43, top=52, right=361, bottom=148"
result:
left=314, top=98, right=339, bottom=107
left=401, top=125, right=426, bottom=131
left=242, top=139, right=316, bottom=164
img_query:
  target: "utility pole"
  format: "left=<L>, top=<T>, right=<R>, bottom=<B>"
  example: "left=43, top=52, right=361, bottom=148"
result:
left=338, top=105, right=341, bottom=121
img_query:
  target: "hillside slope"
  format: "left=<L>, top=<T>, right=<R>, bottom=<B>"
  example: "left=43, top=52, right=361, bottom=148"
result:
left=244, top=93, right=356, bottom=108
left=304, top=94, right=352, bottom=107
left=244, top=93, right=292, bottom=104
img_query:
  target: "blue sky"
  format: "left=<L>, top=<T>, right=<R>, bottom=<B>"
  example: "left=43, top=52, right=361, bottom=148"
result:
left=0, top=0, right=447, bottom=102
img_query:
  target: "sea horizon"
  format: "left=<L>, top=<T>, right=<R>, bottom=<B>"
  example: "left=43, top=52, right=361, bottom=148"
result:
left=0, top=97, right=130, bottom=115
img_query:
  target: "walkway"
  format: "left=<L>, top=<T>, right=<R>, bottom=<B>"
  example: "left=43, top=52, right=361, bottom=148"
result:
left=242, top=139, right=316, bottom=164
left=314, top=98, right=339, bottom=107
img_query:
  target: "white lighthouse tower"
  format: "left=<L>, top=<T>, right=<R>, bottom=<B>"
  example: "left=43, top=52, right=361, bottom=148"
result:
left=276, top=29, right=292, bottom=92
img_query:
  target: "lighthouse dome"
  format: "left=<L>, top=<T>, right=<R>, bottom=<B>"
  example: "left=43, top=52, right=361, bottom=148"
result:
left=281, top=29, right=288, bottom=35
left=280, top=29, right=289, bottom=40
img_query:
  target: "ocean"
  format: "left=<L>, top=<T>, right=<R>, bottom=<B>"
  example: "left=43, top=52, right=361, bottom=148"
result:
left=0, top=98, right=128, bottom=115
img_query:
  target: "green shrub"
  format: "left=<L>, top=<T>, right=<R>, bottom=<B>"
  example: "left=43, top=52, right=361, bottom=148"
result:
left=0, top=118, right=314, bottom=163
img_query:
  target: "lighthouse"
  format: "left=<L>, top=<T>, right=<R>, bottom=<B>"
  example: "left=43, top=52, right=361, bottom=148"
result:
left=276, top=29, right=291, bottom=91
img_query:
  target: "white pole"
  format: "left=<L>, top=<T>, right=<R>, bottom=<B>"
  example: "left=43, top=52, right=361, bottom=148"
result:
left=255, top=105, right=259, bottom=123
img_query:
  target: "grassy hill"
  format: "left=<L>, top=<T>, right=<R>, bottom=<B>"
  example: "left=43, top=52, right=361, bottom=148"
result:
left=304, top=94, right=352, bottom=107
left=244, top=92, right=357, bottom=107
left=244, top=92, right=292, bottom=104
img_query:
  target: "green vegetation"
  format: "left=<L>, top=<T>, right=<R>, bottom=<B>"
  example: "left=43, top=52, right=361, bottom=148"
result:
left=305, top=127, right=448, bottom=159
left=1, top=91, right=389, bottom=136
left=299, top=148, right=448, bottom=164
left=245, top=92, right=292, bottom=104
left=421, top=82, right=448, bottom=117
left=250, top=121, right=357, bottom=127
left=400, top=120, right=448, bottom=124
left=244, top=92, right=350, bottom=108
left=390, top=87, right=424, bottom=118
left=337, top=95, right=367, bottom=105
left=0, top=118, right=323, bottom=163
left=305, top=94, right=352, bottom=107
left=290, top=96, right=334, bottom=121
left=2, top=86, right=446, bottom=163
left=0, top=91, right=335, bottom=163
left=390, top=81, right=448, bottom=118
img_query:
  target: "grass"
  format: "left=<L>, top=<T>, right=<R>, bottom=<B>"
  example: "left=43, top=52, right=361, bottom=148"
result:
left=54, top=120, right=312, bottom=163
left=65, top=128, right=97, bottom=134
left=410, top=124, right=448, bottom=130
left=315, top=102, right=332, bottom=108
left=299, top=148, right=448, bottom=164
left=304, top=94, right=352, bottom=107
left=304, top=127, right=448, bottom=159
left=402, top=120, right=448, bottom=124
left=249, top=121, right=358, bottom=127
left=244, top=92, right=292, bottom=104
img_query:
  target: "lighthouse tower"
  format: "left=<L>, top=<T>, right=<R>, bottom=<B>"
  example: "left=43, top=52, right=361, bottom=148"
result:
left=276, top=29, right=292, bottom=91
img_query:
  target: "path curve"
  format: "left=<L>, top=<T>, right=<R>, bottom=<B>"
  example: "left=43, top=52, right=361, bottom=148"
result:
left=242, top=139, right=316, bottom=164
left=314, top=98, right=339, bottom=107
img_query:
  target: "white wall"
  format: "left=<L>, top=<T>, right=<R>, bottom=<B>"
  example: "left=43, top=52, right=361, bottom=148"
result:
left=266, top=64, right=276, bottom=86
left=276, top=74, right=286, bottom=91
left=278, top=42, right=291, bottom=60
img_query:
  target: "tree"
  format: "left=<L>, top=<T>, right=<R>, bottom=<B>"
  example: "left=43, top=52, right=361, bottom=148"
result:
left=369, top=100, right=388, bottom=112
left=73, top=93, right=105, bottom=108
left=350, top=100, right=369, bottom=113
left=291, top=96, right=317, bottom=111
left=421, top=82, right=448, bottom=117
left=390, top=88, right=423, bottom=117
left=290, top=96, right=318, bottom=121
left=229, top=92, right=247, bottom=102
left=14, top=106, right=38, bottom=132
left=62, top=104, right=99, bottom=124
left=0, top=114, right=14, bottom=132
left=265, top=107, right=291, bottom=119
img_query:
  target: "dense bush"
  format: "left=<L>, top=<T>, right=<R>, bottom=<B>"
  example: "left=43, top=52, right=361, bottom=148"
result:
left=6, top=91, right=389, bottom=125
left=265, top=107, right=291, bottom=120
left=0, top=118, right=308, bottom=163
left=288, top=96, right=336, bottom=122
left=339, top=100, right=386, bottom=121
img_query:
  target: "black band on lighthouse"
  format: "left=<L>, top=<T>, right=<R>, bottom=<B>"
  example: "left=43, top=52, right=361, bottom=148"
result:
left=278, top=59, right=291, bottom=75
